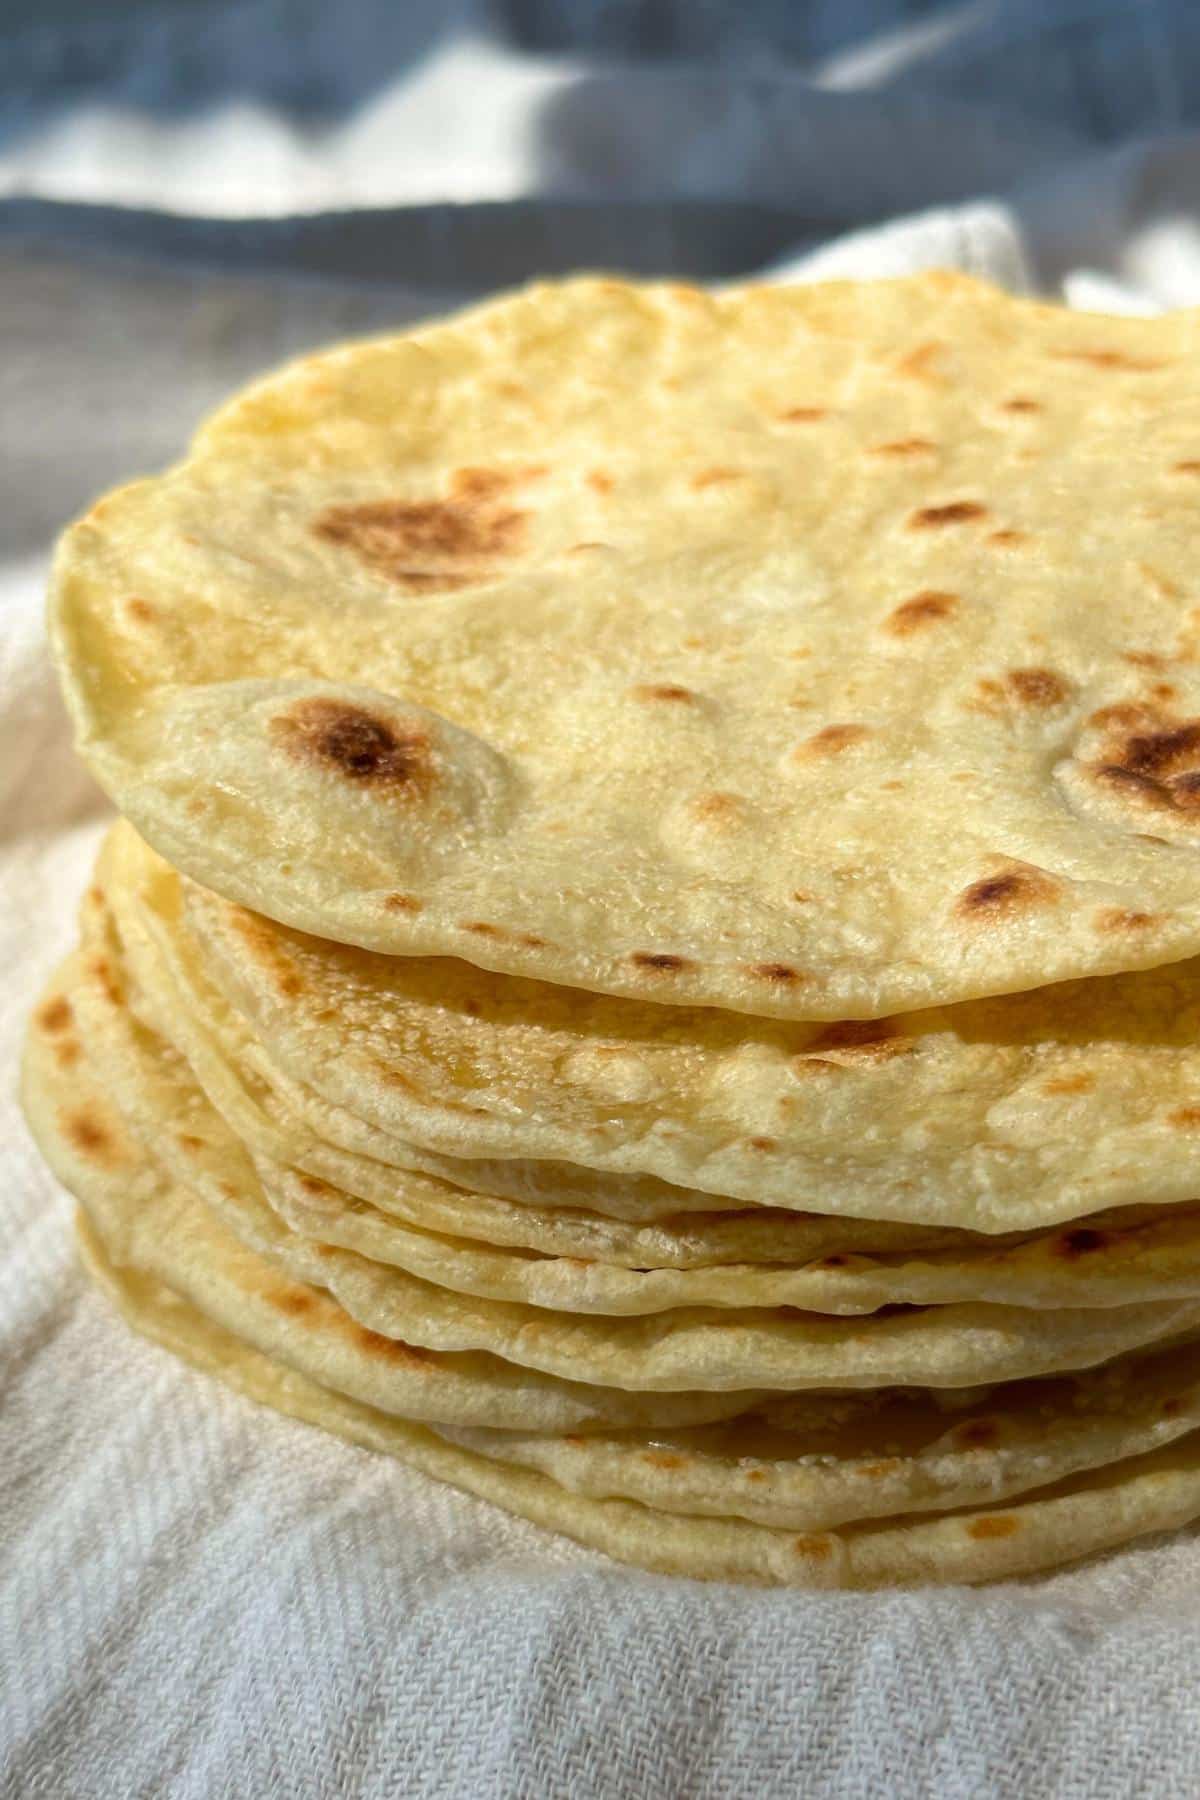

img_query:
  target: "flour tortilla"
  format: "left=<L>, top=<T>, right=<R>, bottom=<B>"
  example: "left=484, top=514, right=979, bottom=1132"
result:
left=111, top=824, right=1200, bottom=1234
left=57, top=932, right=1200, bottom=1395
left=50, top=273, right=1200, bottom=1019
left=77, top=1213, right=1200, bottom=1588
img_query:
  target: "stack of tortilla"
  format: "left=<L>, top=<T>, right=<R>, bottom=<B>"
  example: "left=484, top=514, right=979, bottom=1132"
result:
left=25, top=271, right=1200, bottom=1587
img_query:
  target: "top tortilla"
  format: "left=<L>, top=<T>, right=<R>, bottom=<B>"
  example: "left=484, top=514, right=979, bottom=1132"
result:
left=50, top=271, right=1200, bottom=1017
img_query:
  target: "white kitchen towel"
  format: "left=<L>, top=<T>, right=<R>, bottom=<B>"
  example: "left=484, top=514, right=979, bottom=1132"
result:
left=8, top=199, right=1200, bottom=1800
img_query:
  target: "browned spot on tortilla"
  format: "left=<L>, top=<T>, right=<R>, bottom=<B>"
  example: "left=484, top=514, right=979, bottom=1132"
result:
left=988, top=528, right=1028, bottom=548
left=791, top=890, right=813, bottom=904
left=1169, top=1108, right=1200, bottom=1129
left=690, top=467, right=740, bottom=489
left=176, top=1133, right=204, bottom=1153
left=1096, top=908, right=1160, bottom=932
left=461, top=920, right=505, bottom=938
left=1139, top=563, right=1182, bottom=599
left=1173, top=461, right=1200, bottom=475
left=748, top=962, right=802, bottom=985
left=967, top=1515, right=1019, bottom=1540
left=88, top=955, right=123, bottom=1008
left=956, top=865, right=1061, bottom=917
left=861, top=1460, right=901, bottom=1479
left=62, top=1108, right=118, bottom=1164
left=631, top=952, right=692, bottom=973
left=1042, top=1073, right=1096, bottom=1096
left=271, top=698, right=432, bottom=794
left=779, top=406, right=827, bottom=423
left=894, top=341, right=945, bottom=382
left=870, top=437, right=936, bottom=459
left=314, top=469, right=528, bottom=590
left=53, top=1039, right=81, bottom=1069
left=383, top=892, right=422, bottom=913
left=820, top=1255, right=847, bottom=1269
left=805, top=1018, right=912, bottom=1062
left=956, top=1419, right=999, bottom=1448
left=352, top=1325, right=431, bottom=1365
left=519, top=933, right=548, bottom=948
left=792, top=1534, right=835, bottom=1560
left=747, top=1137, right=777, bottom=1152
left=908, top=500, right=987, bottom=529
left=690, top=791, right=745, bottom=825
left=298, top=1174, right=334, bottom=1197
left=36, top=996, right=73, bottom=1034
left=1000, top=397, right=1042, bottom=414
left=1050, top=346, right=1165, bottom=372
left=642, top=1452, right=684, bottom=1470
left=745, top=1469, right=768, bottom=1484
left=1056, top=1228, right=1108, bottom=1258
left=885, top=591, right=958, bottom=635
left=1125, top=650, right=1168, bottom=670
left=1006, top=667, right=1071, bottom=708
left=270, top=1288, right=316, bottom=1318
left=632, top=683, right=696, bottom=703
left=1086, top=710, right=1200, bottom=816
left=795, top=723, right=870, bottom=758
left=587, top=469, right=614, bottom=493
left=124, top=596, right=156, bottom=624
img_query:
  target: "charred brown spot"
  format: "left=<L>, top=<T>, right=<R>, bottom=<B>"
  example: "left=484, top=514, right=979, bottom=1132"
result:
left=967, top=1515, right=1019, bottom=1540
left=519, top=933, right=549, bottom=948
left=1042, top=1073, right=1096, bottom=1096
left=36, top=996, right=73, bottom=1034
left=125, top=596, right=156, bottom=624
left=747, top=1137, right=777, bottom=1152
left=1169, top=1108, right=1200, bottom=1129
left=988, top=529, right=1028, bottom=548
left=270, top=1289, right=316, bottom=1318
left=53, top=1040, right=81, bottom=1070
left=792, top=1534, right=835, bottom=1560
left=1087, top=713, right=1200, bottom=816
left=791, top=890, right=813, bottom=905
left=908, top=500, right=987, bottom=529
left=894, top=341, right=945, bottom=382
left=1124, top=651, right=1168, bottom=670
left=62, top=1108, right=116, bottom=1162
left=632, top=684, right=695, bottom=703
left=88, top=956, right=123, bottom=1008
left=1000, top=397, right=1042, bottom=414
left=690, top=791, right=744, bottom=825
left=1056, top=1228, right=1109, bottom=1258
left=383, top=892, right=422, bottom=913
left=779, top=407, right=827, bottom=423
left=631, top=952, right=692, bottom=973
left=587, top=470, right=614, bottom=493
left=885, top=591, right=958, bottom=635
left=1173, top=461, right=1200, bottom=475
left=353, top=1326, right=431, bottom=1365
left=642, top=1452, right=684, bottom=1470
left=298, top=1174, right=334, bottom=1197
left=1096, top=908, right=1160, bottom=931
left=821, top=1255, right=847, bottom=1269
left=176, top=1133, right=204, bottom=1153
left=796, top=723, right=870, bottom=757
left=1051, top=347, right=1164, bottom=372
left=1007, top=667, right=1071, bottom=708
left=271, top=699, right=432, bottom=794
left=806, top=1018, right=912, bottom=1062
left=956, top=1419, right=999, bottom=1448
left=461, top=920, right=504, bottom=938
left=314, top=471, right=527, bottom=591
left=748, top=962, right=802, bottom=985
left=870, top=437, right=936, bottom=458
left=956, top=866, right=1060, bottom=917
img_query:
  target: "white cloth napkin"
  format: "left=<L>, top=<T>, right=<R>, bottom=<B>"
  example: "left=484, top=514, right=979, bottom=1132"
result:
left=11, top=185, right=1200, bottom=1798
